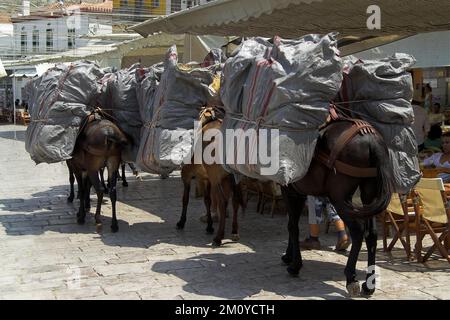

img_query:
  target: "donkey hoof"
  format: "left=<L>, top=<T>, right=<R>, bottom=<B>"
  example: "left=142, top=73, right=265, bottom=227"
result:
left=95, top=223, right=103, bottom=233
left=231, top=233, right=240, bottom=242
left=77, top=217, right=85, bottom=225
left=206, top=226, right=214, bottom=234
left=111, top=224, right=119, bottom=233
left=67, top=196, right=74, bottom=203
left=286, top=265, right=300, bottom=277
left=176, top=221, right=185, bottom=230
left=212, top=238, right=222, bottom=247
left=281, top=254, right=293, bottom=265
left=346, top=281, right=361, bottom=297
left=122, top=181, right=128, bottom=187
left=361, top=282, right=375, bottom=296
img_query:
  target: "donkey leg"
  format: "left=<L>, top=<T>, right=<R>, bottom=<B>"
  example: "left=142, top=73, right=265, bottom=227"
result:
left=67, top=161, right=75, bottom=203
left=77, top=172, right=89, bottom=225
left=231, top=185, right=240, bottom=242
left=84, top=179, right=92, bottom=210
left=362, top=217, right=378, bottom=296
left=177, top=167, right=191, bottom=230
left=281, top=186, right=305, bottom=275
left=342, top=217, right=364, bottom=297
left=88, top=171, right=104, bottom=228
left=109, top=169, right=119, bottom=233
left=213, top=181, right=229, bottom=246
left=204, top=182, right=214, bottom=234
left=230, top=176, right=243, bottom=241
left=121, top=163, right=128, bottom=187
left=281, top=186, right=306, bottom=275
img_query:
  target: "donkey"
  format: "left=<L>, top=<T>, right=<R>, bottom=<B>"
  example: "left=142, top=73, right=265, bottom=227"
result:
left=176, top=107, right=246, bottom=245
left=281, top=118, right=393, bottom=297
left=67, top=112, right=129, bottom=232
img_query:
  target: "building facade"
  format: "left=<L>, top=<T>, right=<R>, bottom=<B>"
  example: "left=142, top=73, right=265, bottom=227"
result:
left=0, top=1, right=114, bottom=109
left=113, top=0, right=214, bottom=21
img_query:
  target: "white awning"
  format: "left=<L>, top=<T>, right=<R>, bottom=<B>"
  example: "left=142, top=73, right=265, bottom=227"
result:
left=131, top=0, right=450, bottom=38
left=354, top=31, right=450, bottom=69
left=9, top=70, right=37, bottom=78
left=0, top=58, right=6, bottom=79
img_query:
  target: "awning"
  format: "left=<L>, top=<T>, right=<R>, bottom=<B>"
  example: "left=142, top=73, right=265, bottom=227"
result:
left=131, top=0, right=450, bottom=38
left=353, top=31, right=450, bottom=68
left=0, top=58, right=6, bottom=79
left=9, top=70, right=37, bottom=78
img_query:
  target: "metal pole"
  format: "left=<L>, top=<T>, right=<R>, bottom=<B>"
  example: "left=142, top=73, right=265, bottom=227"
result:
left=13, top=31, right=17, bottom=140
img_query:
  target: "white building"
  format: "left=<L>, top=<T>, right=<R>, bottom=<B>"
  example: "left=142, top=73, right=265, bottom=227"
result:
left=0, top=1, right=114, bottom=108
left=0, top=15, right=13, bottom=58
left=12, top=5, right=112, bottom=57
left=355, top=31, right=450, bottom=107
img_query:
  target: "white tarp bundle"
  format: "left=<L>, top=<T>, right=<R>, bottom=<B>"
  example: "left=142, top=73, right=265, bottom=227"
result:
left=135, top=62, right=164, bottom=173
left=98, top=64, right=143, bottom=163
left=338, top=54, right=420, bottom=193
left=220, top=33, right=343, bottom=185
left=25, top=61, right=104, bottom=164
left=136, top=45, right=223, bottom=175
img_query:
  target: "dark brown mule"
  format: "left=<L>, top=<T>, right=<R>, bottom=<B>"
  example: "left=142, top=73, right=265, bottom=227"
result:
left=281, top=119, right=393, bottom=297
left=67, top=112, right=129, bottom=232
left=176, top=107, right=246, bottom=245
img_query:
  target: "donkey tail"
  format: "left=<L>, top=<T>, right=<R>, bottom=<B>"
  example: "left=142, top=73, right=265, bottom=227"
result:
left=106, top=125, right=130, bottom=148
left=334, top=135, right=393, bottom=220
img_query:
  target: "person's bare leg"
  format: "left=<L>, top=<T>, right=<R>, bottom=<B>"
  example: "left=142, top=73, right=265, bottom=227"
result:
left=335, top=219, right=351, bottom=251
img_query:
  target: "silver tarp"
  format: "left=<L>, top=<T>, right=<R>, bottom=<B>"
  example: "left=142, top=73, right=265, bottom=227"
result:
left=220, top=33, right=343, bottom=185
left=136, top=45, right=222, bottom=174
left=25, top=61, right=104, bottom=164
left=98, top=64, right=143, bottom=163
left=135, top=63, right=164, bottom=173
left=339, top=53, right=420, bottom=193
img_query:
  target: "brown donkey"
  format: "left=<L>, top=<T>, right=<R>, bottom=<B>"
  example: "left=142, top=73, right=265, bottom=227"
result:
left=67, top=112, right=129, bottom=232
left=176, top=107, right=246, bottom=245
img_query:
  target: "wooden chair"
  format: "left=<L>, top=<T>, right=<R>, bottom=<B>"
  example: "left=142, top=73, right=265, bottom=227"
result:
left=258, top=181, right=284, bottom=217
left=413, top=178, right=450, bottom=263
left=244, top=179, right=284, bottom=217
left=421, top=167, right=450, bottom=178
left=381, top=192, right=416, bottom=259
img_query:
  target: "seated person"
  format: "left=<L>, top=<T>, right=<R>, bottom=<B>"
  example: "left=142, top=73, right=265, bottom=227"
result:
left=424, top=124, right=442, bottom=151
left=422, top=131, right=450, bottom=182
left=428, top=103, right=445, bottom=126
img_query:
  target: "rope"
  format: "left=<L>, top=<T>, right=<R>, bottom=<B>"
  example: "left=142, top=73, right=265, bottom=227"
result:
left=226, top=113, right=317, bottom=132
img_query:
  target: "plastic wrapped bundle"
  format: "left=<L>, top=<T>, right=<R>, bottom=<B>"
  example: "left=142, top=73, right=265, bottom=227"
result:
left=220, top=33, right=343, bottom=185
left=98, top=64, right=143, bottom=163
left=136, top=45, right=223, bottom=174
left=135, top=62, right=164, bottom=173
left=339, top=54, right=419, bottom=193
left=135, top=62, right=164, bottom=125
left=25, top=61, right=104, bottom=164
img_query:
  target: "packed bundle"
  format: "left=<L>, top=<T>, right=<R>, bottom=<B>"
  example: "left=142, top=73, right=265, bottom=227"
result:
left=135, top=62, right=164, bottom=125
left=338, top=53, right=420, bottom=193
left=98, top=64, right=143, bottom=163
left=136, top=45, right=223, bottom=175
left=220, top=33, right=343, bottom=185
left=25, top=61, right=104, bottom=164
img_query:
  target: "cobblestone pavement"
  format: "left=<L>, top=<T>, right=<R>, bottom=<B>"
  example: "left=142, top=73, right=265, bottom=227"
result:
left=0, top=124, right=449, bottom=300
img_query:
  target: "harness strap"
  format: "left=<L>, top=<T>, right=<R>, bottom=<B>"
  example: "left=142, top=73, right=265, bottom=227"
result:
left=327, top=123, right=369, bottom=168
left=315, top=150, right=377, bottom=178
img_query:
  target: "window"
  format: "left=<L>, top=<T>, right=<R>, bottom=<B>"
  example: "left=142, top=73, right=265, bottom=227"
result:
left=68, top=28, right=75, bottom=49
left=21, top=31, right=27, bottom=54
left=152, top=0, right=160, bottom=7
left=32, top=29, right=39, bottom=52
left=46, top=28, right=53, bottom=52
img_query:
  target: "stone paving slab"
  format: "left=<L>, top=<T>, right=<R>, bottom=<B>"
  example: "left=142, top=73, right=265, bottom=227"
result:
left=0, top=124, right=449, bottom=300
